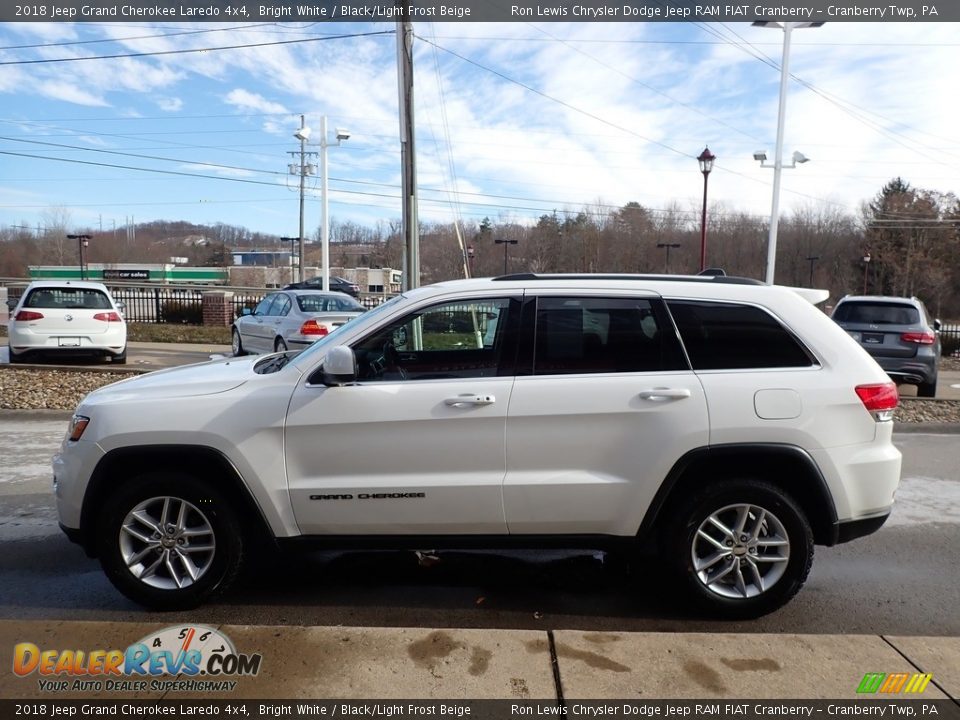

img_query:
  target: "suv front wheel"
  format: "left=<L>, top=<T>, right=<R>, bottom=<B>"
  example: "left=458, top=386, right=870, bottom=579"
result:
left=96, top=473, right=244, bottom=610
left=667, top=479, right=813, bottom=619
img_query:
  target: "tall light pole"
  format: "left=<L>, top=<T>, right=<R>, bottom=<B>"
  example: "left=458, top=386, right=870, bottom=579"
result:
left=289, top=115, right=315, bottom=285
left=753, top=21, right=823, bottom=285
left=67, top=234, right=91, bottom=280
left=317, top=116, right=350, bottom=293
left=697, top=146, right=715, bottom=272
left=862, top=251, right=871, bottom=295
left=657, top=242, right=681, bottom=274
left=494, top=238, right=518, bottom=275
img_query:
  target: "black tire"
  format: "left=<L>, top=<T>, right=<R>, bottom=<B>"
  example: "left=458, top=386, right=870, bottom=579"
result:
left=231, top=327, right=246, bottom=357
left=274, top=336, right=288, bottom=353
left=112, top=348, right=127, bottom=365
left=917, top=377, right=937, bottom=398
left=96, top=472, right=244, bottom=610
left=7, top=348, right=24, bottom=364
left=666, top=479, right=813, bottom=619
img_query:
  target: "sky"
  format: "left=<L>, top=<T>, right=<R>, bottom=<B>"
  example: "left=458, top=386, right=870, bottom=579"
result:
left=0, top=20, right=958, bottom=241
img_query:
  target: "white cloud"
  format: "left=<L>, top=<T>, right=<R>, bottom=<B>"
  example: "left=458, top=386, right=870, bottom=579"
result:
left=157, top=97, right=184, bottom=112
left=36, top=81, right=110, bottom=107
left=224, top=88, right=289, bottom=115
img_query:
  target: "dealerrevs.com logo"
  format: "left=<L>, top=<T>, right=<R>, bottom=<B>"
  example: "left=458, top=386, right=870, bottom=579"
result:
left=12, top=625, right=262, bottom=693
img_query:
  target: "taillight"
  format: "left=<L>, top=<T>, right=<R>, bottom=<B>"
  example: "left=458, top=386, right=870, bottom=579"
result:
left=300, top=319, right=329, bottom=336
left=855, top=382, right=898, bottom=421
left=93, top=312, right=122, bottom=322
left=14, top=310, right=44, bottom=321
left=900, top=331, right=936, bottom=345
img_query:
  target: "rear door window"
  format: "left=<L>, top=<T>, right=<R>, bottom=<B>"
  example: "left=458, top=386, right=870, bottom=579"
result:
left=532, top=297, right=688, bottom=375
left=667, top=300, right=816, bottom=370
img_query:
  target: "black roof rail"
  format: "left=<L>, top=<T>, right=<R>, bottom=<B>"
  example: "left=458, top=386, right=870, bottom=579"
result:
left=490, top=272, right=764, bottom=286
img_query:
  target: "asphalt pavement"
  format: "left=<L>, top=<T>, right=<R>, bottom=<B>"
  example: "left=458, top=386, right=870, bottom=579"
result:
left=1, top=344, right=958, bottom=704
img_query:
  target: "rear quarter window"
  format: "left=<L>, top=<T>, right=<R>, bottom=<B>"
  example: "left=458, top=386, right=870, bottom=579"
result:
left=667, top=300, right=816, bottom=370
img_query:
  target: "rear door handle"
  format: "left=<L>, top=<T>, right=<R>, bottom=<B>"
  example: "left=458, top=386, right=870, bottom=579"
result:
left=445, top=394, right=496, bottom=407
left=638, top=388, right=691, bottom=401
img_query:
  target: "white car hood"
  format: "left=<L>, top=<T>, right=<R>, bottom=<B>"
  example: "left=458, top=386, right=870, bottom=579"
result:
left=83, top=355, right=264, bottom=404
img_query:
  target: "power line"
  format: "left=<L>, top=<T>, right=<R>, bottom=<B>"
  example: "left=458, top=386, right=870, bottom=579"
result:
left=0, top=29, right=394, bottom=66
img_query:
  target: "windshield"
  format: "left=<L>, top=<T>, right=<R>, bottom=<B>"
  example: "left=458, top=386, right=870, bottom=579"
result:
left=292, top=294, right=406, bottom=363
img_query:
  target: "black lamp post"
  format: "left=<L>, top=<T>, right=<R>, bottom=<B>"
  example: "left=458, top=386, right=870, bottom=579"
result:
left=862, top=251, right=871, bottom=295
left=806, top=255, right=820, bottom=287
left=67, top=234, right=92, bottom=280
left=280, top=237, right=300, bottom=283
left=656, top=242, right=681, bottom=274
left=466, top=244, right=475, bottom=277
left=697, top=146, right=716, bottom=273
left=494, top=238, right=518, bottom=275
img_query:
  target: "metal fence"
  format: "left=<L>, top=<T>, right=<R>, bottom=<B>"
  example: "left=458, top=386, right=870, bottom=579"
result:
left=107, top=285, right=391, bottom=324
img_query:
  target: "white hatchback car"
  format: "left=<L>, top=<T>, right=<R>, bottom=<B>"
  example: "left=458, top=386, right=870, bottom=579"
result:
left=7, top=281, right=127, bottom=364
left=54, top=274, right=901, bottom=617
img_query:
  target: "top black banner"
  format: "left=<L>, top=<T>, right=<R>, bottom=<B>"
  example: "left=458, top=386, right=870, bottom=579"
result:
left=2, top=0, right=955, bottom=23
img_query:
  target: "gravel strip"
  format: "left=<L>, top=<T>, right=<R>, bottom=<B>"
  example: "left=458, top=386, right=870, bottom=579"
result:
left=3, top=365, right=960, bottom=423
left=0, top=368, right=139, bottom=410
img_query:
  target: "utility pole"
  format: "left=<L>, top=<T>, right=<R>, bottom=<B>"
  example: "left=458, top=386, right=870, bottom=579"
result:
left=397, top=17, right=419, bottom=291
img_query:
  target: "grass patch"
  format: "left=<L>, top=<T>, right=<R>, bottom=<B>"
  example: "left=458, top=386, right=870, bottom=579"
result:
left=126, top=323, right=231, bottom=344
left=1, top=322, right=230, bottom=344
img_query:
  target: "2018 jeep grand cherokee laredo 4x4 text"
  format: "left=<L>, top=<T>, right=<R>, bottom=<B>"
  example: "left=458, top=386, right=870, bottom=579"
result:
left=54, top=274, right=901, bottom=617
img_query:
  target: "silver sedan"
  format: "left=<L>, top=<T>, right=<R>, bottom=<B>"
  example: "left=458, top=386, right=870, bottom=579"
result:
left=231, top=290, right=365, bottom=356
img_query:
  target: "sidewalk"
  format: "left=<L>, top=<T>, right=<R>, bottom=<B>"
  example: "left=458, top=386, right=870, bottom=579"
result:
left=2, top=620, right=957, bottom=701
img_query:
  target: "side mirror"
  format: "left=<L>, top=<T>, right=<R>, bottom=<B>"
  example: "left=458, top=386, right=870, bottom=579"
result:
left=6, top=298, right=17, bottom=310
left=322, top=345, right=357, bottom=386
left=933, top=319, right=942, bottom=332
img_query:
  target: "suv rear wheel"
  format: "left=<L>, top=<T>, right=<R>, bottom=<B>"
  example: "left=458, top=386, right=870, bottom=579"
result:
left=96, top=472, right=244, bottom=610
left=667, top=479, right=813, bottom=619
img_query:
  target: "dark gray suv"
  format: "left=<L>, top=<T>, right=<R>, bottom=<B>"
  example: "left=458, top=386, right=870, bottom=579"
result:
left=831, top=295, right=941, bottom=397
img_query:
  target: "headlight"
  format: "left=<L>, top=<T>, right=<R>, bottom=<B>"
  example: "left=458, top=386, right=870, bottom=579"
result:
left=68, top=415, right=90, bottom=442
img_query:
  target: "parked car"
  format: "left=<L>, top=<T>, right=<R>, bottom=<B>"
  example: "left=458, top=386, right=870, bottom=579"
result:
left=831, top=295, right=941, bottom=397
left=283, top=276, right=360, bottom=297
left=6, top=281, right=126, bottom=364
left=55, top=273, right=901, bottom=617
left=231, top=290, right=365, bottom=356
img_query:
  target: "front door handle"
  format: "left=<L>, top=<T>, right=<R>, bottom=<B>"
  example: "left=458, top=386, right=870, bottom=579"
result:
left=638, top=388, right=691, bottom=401
left=444, top=394, right=496, bottom=407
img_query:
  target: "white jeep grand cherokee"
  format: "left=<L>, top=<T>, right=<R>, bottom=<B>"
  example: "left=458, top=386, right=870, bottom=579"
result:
left=54, top=274, right=902, bottom=617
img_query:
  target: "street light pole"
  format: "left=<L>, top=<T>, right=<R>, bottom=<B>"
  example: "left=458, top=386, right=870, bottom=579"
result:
left=753, top=21, right=824, bottom=285
left=806, top=255, right=820, bottom=287
left=280, top=236, right=300, bottom=284
left=862, top=251, right=871, bottom=295
left=696, top=147, right=715, bottom=272
left=67, top=234, right=92, bottom=280
left=296, top=115, right=307, bottom=284
left=657, top=242, right=681, bottom=274
left=494, top=238, right=518, bottom=275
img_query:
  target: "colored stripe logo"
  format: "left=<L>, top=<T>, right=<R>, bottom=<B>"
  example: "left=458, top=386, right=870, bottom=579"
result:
left=857, top=672, right=933, bottom=694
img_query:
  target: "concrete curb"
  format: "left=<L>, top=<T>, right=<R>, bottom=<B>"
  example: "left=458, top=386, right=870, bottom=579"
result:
left=0, top=621, right=957, bottom=701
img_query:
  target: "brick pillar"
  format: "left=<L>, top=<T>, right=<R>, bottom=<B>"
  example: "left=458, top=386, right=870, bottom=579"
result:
left=202, top=291, right=235, bottom=327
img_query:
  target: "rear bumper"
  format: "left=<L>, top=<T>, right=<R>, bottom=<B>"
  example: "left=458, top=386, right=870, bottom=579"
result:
left=832, top=512, right=889, bottom=545
left=873, top=355, right=938, bottom=385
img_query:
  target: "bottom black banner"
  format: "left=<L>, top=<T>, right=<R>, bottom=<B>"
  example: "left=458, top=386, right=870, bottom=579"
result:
left=1, top=700, right=958, bottom=720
